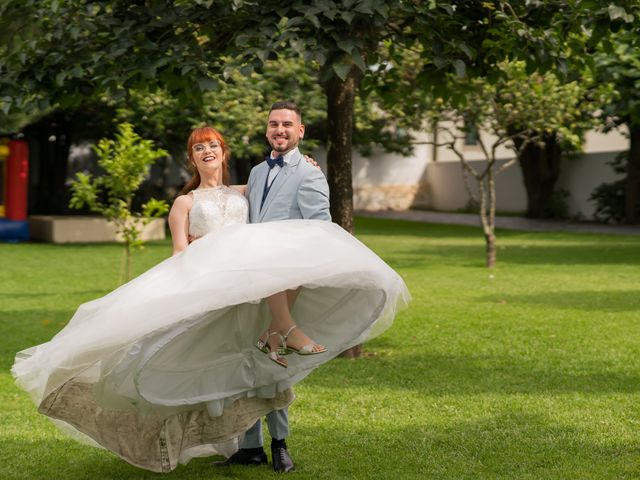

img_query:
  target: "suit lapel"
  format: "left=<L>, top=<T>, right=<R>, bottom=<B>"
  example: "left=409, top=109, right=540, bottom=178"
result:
left=252, top=163, right=269, bottom=222
left=258, top=152, right=301, bottom=221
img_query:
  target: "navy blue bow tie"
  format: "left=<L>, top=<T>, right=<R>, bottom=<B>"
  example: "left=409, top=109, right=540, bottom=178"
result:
left=266, top=155, right=284, bottom=169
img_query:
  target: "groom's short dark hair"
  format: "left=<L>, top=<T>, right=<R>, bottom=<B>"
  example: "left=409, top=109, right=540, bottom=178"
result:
left=270, top=101, right=302, bottom=121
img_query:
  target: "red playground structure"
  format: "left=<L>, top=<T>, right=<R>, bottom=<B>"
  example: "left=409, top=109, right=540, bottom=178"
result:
left=0, top=138, right=29, bottom=241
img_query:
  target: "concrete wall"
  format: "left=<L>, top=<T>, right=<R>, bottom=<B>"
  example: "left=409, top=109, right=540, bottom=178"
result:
left=426, top=158, right=528, bottom=213
left=425, top=151, right=626, bottom=218
left=29, top=216, right=166, bottom=243
left=312, top=126, right=629, bottom=219
left=313, top=132, right=433, bottom=211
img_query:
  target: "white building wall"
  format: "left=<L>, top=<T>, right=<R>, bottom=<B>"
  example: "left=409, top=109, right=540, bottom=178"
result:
left=426, top=158, right=528, bottom=213
left=314, top=131, right=432, bottom=211
left=313, top=126, right=629, bottom=220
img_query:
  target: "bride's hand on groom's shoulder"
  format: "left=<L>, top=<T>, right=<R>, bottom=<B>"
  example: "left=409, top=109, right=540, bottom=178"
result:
left=304, top=155, right=321, bottom=170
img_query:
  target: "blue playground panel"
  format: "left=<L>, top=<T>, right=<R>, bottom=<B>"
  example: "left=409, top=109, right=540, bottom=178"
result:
left=0, top=218, right=29, bottom=241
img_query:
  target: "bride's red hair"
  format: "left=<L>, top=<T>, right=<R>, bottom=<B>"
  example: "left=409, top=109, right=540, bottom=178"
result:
left=180, top=127, right=231, bottom=194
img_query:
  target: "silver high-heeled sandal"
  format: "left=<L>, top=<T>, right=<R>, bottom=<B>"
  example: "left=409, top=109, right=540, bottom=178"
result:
left=256, top=331, right=288, bottom=368
left=281, top=325, right=327, bottom=355
left=256, top=330, right=270, bottom=353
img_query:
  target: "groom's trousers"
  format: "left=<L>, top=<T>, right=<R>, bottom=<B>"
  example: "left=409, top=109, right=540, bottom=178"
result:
left=239, top=408, right=289, bottom=447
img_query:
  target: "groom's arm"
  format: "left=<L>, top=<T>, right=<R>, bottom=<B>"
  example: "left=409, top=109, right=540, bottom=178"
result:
left=297, top=167, right=331, bottom=221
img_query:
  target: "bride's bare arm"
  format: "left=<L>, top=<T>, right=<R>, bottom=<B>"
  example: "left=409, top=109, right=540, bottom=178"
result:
left=168, top=194, right=193, bottom=255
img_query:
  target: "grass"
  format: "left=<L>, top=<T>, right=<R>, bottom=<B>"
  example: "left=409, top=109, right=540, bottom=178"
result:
left=1, top=217, right=640, bottom=479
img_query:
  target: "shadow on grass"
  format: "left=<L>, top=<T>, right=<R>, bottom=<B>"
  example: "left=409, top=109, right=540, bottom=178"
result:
left=355, top=216, right=640, bottom=267
left=295, top=413, right=639, bottom=479
left=0, top=290, right=105, bottom=299
left=355, top=216, right=482, bottom=239
left=292, top=414, right=638, bottom=479
left=376, top=242, right=640, bottom=269
left=2, top=412, right=637, bottom=479
left=479, top=290, right=640, bottom=312
left=311, top=353, right=640, bottom=396
left=499, top=245, right=640, bottom=266
left=356, top=215, right=640, bottom=243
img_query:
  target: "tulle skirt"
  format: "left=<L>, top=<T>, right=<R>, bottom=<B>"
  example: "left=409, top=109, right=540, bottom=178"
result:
left=12, top=219, right=410, bottom=472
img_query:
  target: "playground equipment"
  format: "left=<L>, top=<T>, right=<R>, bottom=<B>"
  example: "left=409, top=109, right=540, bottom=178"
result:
left=0, top=138, right=29, bottom=241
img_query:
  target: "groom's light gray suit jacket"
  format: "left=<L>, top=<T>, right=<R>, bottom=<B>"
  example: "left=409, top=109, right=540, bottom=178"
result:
left=246, top=148, right=331, bottom=223
left=241, top=148, right=330, bottom=444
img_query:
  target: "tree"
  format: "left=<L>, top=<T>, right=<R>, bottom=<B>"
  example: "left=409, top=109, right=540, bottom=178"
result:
left=3, top=1, right=628, bottom=231
left=422, top=61, right=606, bottom=267
left=506, top=67, right=607, bottom=219
left=594, top=29, right=640, bottom=223
left=113, top=56, right=327, bottom=182
left=69, top=123, right=169, bottom=283
left=114, top=55, right=415, bottom=184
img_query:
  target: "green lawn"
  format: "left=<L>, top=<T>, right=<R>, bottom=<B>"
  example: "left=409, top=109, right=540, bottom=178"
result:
left=1, top=217, right=639, bottom=479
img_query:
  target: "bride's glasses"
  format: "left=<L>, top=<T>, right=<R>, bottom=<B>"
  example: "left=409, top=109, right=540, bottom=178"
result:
left=192, top=142, right=221, bottom=153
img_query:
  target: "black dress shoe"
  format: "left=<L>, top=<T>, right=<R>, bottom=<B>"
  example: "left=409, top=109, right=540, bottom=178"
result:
left=212, top=448, right=268, bottom=467
left=271, top=445, right=295, bottom=473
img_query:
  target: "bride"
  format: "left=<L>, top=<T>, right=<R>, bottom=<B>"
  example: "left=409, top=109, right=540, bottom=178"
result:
left=12, top=126, right=410, bottom=472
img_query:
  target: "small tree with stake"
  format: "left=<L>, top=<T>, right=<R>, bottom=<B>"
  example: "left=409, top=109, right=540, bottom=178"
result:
left=424, top=62, right=606, bottom=268
left=69, top=123, right=169, bottom=283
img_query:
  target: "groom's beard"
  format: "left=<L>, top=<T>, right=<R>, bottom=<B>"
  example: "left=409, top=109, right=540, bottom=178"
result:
left=269, top=135, right=300, bottom=154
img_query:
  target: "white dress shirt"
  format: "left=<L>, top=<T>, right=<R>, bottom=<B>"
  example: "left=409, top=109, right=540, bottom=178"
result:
left=267, top=148, right=299, bottom=187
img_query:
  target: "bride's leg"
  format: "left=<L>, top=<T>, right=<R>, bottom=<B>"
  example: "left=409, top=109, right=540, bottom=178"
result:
left=286, top=287, right=301, bottom=309
left=258, top=290, right=299, bottom=347
left=266, top=291, right=325, bottom=353
left=266, top=292, right=294, bottom=334
left=258, top=290, right=296, bottom=345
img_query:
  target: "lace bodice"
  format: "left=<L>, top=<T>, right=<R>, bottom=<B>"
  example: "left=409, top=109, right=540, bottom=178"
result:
left=189, top=186, right=249, bottom=238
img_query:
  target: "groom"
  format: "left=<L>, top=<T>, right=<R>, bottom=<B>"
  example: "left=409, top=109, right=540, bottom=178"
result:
left=214, top=101, right=331, bottom=473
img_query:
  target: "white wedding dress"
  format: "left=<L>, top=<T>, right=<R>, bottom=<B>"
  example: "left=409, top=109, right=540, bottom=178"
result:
left=12, top=185, right=410, bottom=472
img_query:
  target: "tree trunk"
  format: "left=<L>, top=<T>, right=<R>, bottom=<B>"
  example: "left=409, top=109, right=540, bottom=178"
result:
left=324, top=67, right=363, bottom=358
left=323, top=67, right=362, bottom=235
left=485, top=230, right=496, bottom=268
left=119, top=242, right=133, bottom=285
left=516, top=131, right=562, bottom=218
left=339, top=344, right=362, bottom=359
left=479, top=173, right=497, bottom=268
left=624, top=123, right=640, bottom=224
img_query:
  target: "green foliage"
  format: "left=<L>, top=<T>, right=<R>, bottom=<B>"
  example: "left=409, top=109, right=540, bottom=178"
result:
left=590, top=179, right=627, bottom=224
left=544, top=188, right=570, bottom=219
left=195, top=57, right=327, bottom=159
left=414, top=60, right=608, bottom=155
left=114, top=57, right=326, bottom=163
left=113, top=54, right=415, bottom=165
left=1, top=0, right=632, bottom=121
left=596, top=30, right=640, bottom=126
left=0, top=0, right=246, bottom=120
left=491, top=61, right=609, bottom=150
left=589, top=152, right=639, bottom=224
left=594, top=27, right=640, bottom=224
left=69, top=123, right=169, bottom=282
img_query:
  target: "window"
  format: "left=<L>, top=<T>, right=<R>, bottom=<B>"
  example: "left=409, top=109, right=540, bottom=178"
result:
left=464, top=124, right=479, bottom=146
